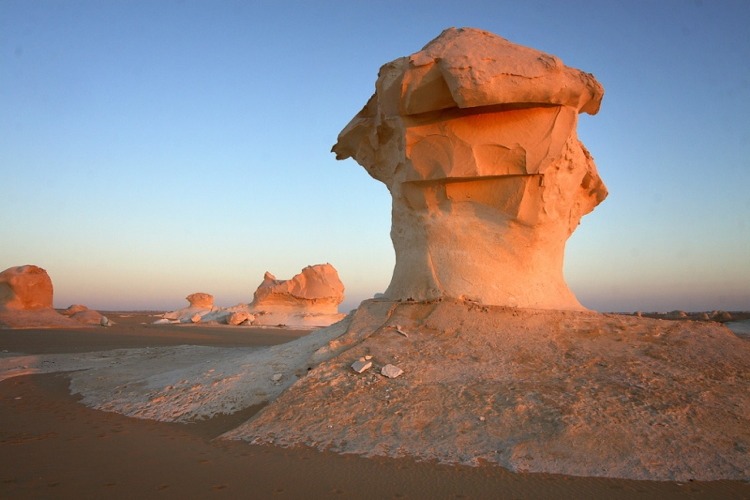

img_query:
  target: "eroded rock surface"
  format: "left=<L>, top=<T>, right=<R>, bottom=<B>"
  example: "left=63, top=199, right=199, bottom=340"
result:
left=162, top=293, right=218, bottom=323
left=0, top=265, right=54, bottom=311
left=332, top=27, right=607, bottom=310
left=249, top=264, right=346, bottom=327
left=0, top=265, right=94, bottom=328
left=224, top=299, right=750, bottom=481
left=186, top=293, right=214, bottom=309
left=158, top=264, right=346, bottom=328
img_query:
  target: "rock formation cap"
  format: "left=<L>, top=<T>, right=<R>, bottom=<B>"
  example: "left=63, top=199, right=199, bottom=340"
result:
left=395, top=27, right=603, bottom=116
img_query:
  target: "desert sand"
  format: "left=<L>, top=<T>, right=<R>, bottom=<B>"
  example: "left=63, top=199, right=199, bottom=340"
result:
left=2, top=313, right=748, bottom=498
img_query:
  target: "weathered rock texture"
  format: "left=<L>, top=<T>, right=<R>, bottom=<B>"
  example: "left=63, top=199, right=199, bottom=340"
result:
left=252, top=265, right=343, bottom=313
left=249, top=264, right=345, bottom=327
left=186, top=292, right=214, bottom=309
left=0, top=265, right=54, bottom=310
left=162, top=293, right=218, bottom=323
left=224, top=299, right=750, bottom=481
left=332, top=27, right=607, bottom=310
left=3, top=299, right=749, bottom=480
left=0, top=265, right=99, bottom=328
left=158, top=264, right=346, bottom=328
left=60, top=304, right=108, bottom=326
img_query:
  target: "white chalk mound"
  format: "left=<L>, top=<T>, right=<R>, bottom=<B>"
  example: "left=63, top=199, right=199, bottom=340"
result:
left=223, top=299, right=750, bottom=482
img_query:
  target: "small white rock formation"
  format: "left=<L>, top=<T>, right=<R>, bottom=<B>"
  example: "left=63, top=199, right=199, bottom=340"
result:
left=162, top=292, right=218, bottom=323
left=249, top=264, right=346, bottom=327
left=332, top=27, right=607, bottom=311
left=157, top=264, right=346, bottom=328
left=186, top=292, right=214, bottom=309
left=0, top=265, right=102, bottom=328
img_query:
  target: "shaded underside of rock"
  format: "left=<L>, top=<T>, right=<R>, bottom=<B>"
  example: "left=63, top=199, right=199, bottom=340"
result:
left=223, top=299, right=750, bottom=482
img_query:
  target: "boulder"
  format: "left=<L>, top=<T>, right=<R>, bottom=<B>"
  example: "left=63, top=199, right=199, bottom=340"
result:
left=70, top=308, right=107, bottom=326
left=227, top=311, right=254, bottom=326
left=0, top=265, right=54, bottom=311
left=0, top=265, right=102, bottom=328
left=332, top=27, right=607, bottom=310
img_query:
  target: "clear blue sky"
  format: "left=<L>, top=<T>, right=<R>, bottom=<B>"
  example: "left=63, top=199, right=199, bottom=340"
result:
left=2, top=0, right=748, bottom=312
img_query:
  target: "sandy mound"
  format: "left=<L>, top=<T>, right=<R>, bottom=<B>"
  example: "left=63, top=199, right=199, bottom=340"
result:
left=222, top=299, right=750, bottom=481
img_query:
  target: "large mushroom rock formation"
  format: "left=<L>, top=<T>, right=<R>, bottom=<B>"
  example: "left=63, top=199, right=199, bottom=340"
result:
left=332, top=27, right=607, bottom=310
left=249, top=264, right=346, bottom=327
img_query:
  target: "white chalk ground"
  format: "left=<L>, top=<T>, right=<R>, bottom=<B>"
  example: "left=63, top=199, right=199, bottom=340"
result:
left=1, top=301, right=749, bottom=481
left=0, top=318, right=351, bottom=421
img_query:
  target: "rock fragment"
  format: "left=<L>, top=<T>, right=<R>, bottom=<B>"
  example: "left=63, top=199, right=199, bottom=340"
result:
left=351, top=359, right=373, bottom=373
left=381, top=364, right=403, bottom=379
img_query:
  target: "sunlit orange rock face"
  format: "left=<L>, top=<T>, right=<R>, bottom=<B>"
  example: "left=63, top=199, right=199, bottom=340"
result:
left=186, top=292, right=214, bottom=309
left=0, top=265, right=54, bottom=311
left=251, top=263, right=344, bottom=315
left=333, top=27, right=607, bottom=310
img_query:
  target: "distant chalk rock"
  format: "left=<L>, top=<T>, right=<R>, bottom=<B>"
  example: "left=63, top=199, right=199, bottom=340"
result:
left=186, top=293, right=214, bottom=309
left=227, top=311, right=254, bottom=326
left=249, top=263, right=346, bottom=327
left=162, top=292, right=220, bottom=323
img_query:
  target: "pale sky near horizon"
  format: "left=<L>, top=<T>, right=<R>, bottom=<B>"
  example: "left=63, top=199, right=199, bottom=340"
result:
left=2, top=0, right=749, bottom=313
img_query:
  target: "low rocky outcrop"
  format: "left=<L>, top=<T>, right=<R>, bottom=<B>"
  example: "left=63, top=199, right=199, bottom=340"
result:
left=60, top=304, right=110, bottom=326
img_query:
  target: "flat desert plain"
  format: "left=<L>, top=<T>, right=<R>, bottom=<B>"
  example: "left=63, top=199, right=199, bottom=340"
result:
left=1, top=312, right=748, bottom=499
